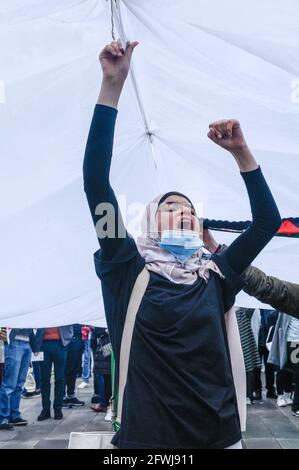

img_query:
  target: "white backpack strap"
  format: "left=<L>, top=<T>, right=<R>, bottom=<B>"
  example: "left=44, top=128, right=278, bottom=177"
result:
left=116, top=266, right=150, bottom=426
left=225, top=306, right=247, bottom=432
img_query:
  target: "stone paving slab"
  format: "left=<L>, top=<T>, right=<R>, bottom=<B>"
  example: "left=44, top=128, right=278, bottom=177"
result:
left=243, top=438, right=282, bottom=449
left=277, top=439, right=299, bottom=449
left=1, top=382, right=299, bottom=449
left=1, top=440, right=40, bottom=449
left=35, top=439, right=69, bottom=449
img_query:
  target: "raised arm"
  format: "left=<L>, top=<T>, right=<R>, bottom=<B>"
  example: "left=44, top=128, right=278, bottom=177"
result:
left=207, top=119, right=281, bottom=275
left=83, top=39, right=139, bottom=260
left=243, top=266, right=299, bottom=316
left=203, top=232, right=298, bottom=314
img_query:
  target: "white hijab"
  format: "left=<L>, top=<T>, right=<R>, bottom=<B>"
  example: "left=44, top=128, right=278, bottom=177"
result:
left=136, top=194, right=224, bottom=285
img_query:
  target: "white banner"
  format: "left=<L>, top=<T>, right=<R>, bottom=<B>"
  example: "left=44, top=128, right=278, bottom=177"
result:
left=0, top=1, right=298, bottom=327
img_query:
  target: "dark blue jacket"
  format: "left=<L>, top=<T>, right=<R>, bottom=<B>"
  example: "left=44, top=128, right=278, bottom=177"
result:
left=67, top=324, right=85, bottom=352
left=91, top=327, right=111, bottom=375
left=33, top=325, right=73, bottom=352
left=259, top=309, right=278, bottom=348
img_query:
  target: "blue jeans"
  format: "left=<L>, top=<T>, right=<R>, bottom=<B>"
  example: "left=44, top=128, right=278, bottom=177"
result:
left=40, top=340, right=67, bottom=411
left=82, top=338, right=91, bottom=383
left=0, top=340, right=32, bottom=423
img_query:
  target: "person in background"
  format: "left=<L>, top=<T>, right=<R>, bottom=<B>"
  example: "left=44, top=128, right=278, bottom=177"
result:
left=202, top=231, right=298, bottom=318
left=266, top=313, right=294, bottom=409
left=91, top=372, right=100, bottom=405
left=78, top=325, right=92, bottom=389
left=254, top=309, right=278, bottom=401
left=284, top=315, right=299, bottom=415
left=63, top=324, right=85, bottom=408
left=276, top=368, right=294, bottom=408
left=34, top=325, right=73, bottom=421
left=235, top=308, right=261, bottom=405
left=243, top=266, right=299, bottom=316
left=90, top=327, right=112, bottom=422
left=0, top=328, right=38, bottom=430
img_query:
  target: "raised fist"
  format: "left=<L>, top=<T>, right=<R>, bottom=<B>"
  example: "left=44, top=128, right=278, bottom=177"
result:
left=207, top=119, right=247, bottom=152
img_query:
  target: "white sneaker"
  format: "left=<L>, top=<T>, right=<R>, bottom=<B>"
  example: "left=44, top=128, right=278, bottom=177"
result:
left=246, top=397, right=252, bottom=406
left=284, top=392, right=293, bottom=406
left=277, top=395, right=287, bottom=407
left=105, top=408, right=112, bottom=422
left=78, top=381, right=89, bottom=389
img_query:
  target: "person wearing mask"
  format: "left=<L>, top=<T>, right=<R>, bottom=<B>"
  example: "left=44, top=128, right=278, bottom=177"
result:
left=83, top=39, right=281, bottom=448
left=0, top=328, right=38, bottom=430
left=34, top=326, right=73, bottom=421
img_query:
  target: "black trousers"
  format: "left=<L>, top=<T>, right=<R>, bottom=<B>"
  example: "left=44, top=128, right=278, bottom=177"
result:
left=246, top=370, right=256, bottom=398
left=254, top=345, right=276, bottom=392
left=276, top=368, right=293, bottom=395
left=93, top=372, right=99, bottom=395
left=41, top=340, right=67, bottom=411
left=65, top=347, right=84, bottom=397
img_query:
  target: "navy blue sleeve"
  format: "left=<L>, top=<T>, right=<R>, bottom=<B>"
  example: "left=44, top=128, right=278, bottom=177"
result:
left=83, top=104, right=140, bottom=263
left=212, top=167, right=281, bottom=276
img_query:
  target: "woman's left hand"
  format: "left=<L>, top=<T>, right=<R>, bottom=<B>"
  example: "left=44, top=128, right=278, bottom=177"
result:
left=207, top=119, right=259, bottom=172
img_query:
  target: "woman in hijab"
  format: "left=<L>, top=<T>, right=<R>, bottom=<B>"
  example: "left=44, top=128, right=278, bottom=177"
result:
left=83, top=39, right=281, bottom=449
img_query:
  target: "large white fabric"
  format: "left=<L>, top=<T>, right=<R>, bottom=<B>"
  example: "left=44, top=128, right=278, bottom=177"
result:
left=0, top=0, right=298, bottom=327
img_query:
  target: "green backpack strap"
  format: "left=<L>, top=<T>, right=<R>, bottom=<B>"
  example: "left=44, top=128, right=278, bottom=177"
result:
left=110, top=350, right=120, bottom=433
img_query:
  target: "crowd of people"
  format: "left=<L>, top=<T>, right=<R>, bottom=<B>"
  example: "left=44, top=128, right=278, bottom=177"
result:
left=235, top=308, right=299, bottom=412
left=1, top=308, right=299, bottom=433
left=1, top=39, right=298, bottom=450
left=0, top=325, right=112, bottom=430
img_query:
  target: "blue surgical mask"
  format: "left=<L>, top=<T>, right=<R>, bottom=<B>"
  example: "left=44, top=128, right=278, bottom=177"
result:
left=159, top=230, right=204, bottom=262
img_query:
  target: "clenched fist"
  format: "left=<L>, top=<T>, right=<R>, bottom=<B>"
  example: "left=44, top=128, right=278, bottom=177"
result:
left=207, top=119, right=247, bottom=153
left=99, top=39, right=139, bottom=84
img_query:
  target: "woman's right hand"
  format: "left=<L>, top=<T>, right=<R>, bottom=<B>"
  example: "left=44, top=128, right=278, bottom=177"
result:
left=99, top=39, right=139, bottom=84
left=203, top=228, right=220, bottom=253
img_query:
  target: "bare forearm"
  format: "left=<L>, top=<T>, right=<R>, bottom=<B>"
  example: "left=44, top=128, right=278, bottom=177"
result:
left=97, top=78, right=125, bottom=109
left=231, top=145, right=259, bottom=172
left=205, top=239, right=220, bottom=254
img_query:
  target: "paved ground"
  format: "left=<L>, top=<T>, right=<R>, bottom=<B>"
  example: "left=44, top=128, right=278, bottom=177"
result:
left=0, top=382, right=112, bottom=449
left=243, top=395, right=299, bottom=449
left=1, top=383, right=299, bottom=449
